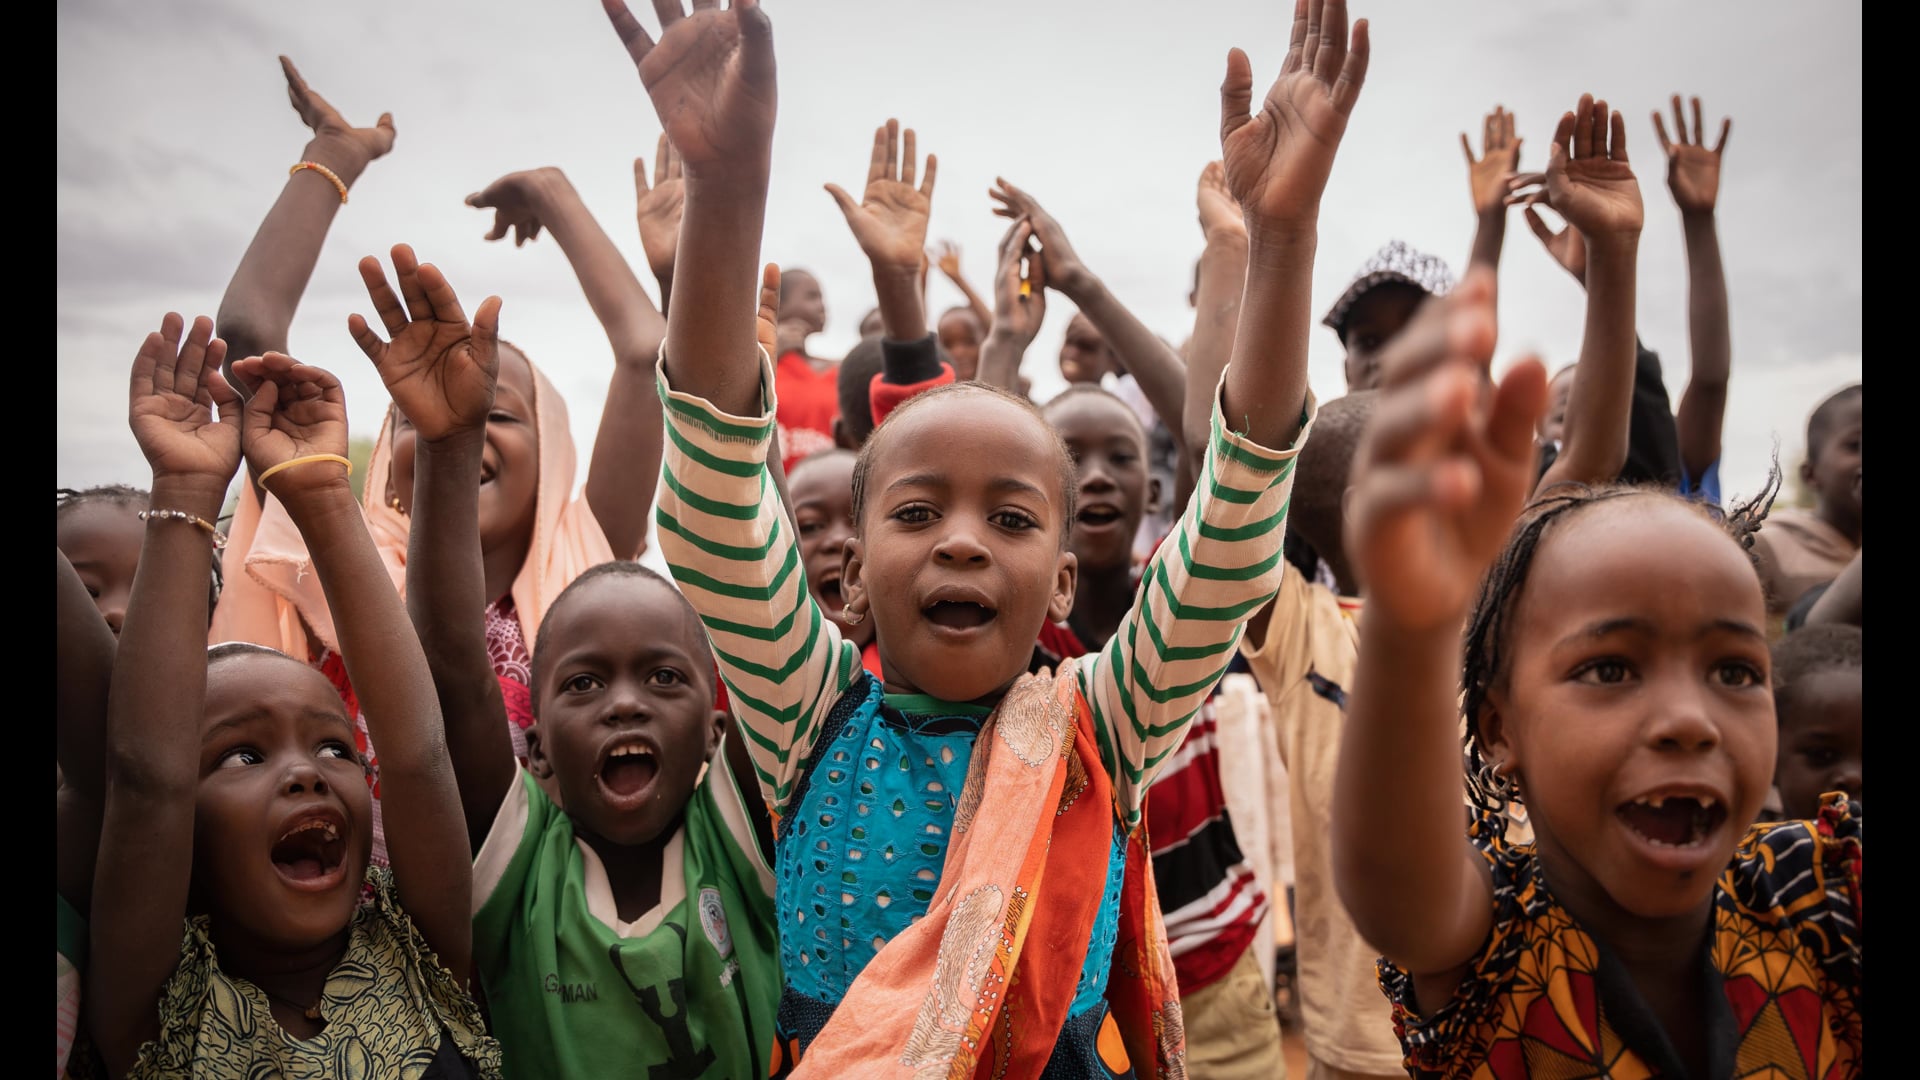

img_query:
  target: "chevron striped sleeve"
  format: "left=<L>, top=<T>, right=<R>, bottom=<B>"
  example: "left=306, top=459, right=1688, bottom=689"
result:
left=1078, top=377, right=1315, bottom=825
left=653, top=350, right=861, bottom=816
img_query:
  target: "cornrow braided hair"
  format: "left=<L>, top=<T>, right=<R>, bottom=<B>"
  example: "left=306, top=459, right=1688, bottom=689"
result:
left=59, top=484, right=227, bottom=607
left=1458, top=466, right=1781, bottom=820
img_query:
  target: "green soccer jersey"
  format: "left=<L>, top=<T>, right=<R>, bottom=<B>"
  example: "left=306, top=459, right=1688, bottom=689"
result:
left=472, top=754, right=780, bottom=1078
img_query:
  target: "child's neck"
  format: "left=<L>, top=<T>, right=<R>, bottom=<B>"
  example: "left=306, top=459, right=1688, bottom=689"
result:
left=212, top=918, right=352, bottom=1038
left=1814, top=497, right=1861, bottom=547
left=1073, top=559, right=1136, bottom=649
left=581, top=815, right=684, bottom=923
left=483, top=531, right=534, bottom=610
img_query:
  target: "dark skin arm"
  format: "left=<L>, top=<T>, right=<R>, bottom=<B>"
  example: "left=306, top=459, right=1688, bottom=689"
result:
left=1183, top=160, right=1250, bottom=509
left=1804, top=547, right=1861, bottom=627
left=603, top=0, right=777, bottom=419
left=1511, top=95, right=1643, bottom=494
left=828, top=118, right=938, bottom=344
left=1655, top=95, right=1733, bottom=484
left=231, top=348, right=475, bottom=981
left=90, top=315, right=243, bottom=1075
left=467, top=168, right=667, bottom=559
left=933, top=241, right=994, bottom=331
left=976, top=218, right=1046, bottom=394
left=218, top=57, right=396, bottom=401
left=349, top=245, right=517, bottom=852
left=57, top=547, right=118, bottom=914
left=1462, top=106, right=1520, bottom=279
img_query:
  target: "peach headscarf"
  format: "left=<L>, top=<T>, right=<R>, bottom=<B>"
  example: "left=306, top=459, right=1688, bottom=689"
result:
left=209, top=357, right=616, bottom=655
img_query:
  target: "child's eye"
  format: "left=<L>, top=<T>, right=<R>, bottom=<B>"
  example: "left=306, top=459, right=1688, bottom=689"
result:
left=797, top=518, right=824, bottom=537
left=993, top=510, right=1039, bottom=531
left=217, top=747, right=263, bottom=769
left=1712, top=662, right=1764, bottom=688
left=649, top=669, right=686, bottom=688
left=892, top=506, right=935, bottom=524
left=562, top=674, right=602, bottom=693
left=1801, top=748, right=1839, bottom=768
left=1572, top=659, right=1632, bottom=685
left=318, top=742, right=355, bottom=761
left=488, top=411, right=519, bottom=424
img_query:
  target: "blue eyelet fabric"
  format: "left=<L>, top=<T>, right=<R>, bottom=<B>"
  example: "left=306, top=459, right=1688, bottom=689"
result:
left=775, top=673, right=1128, bottom=1020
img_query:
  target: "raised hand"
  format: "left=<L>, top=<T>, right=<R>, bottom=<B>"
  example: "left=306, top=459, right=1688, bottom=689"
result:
left=755, top=262, right=781, bottom=359
left=1196, top=160, right=1246, bottom=241
left=826, top=119, right=938, bottom=272
left=1522, top=205, right=1589, bottom=285
left=127, top=314, right=242, bottom=488
left=1462, top=106, right=1521, bottom=217
left=232, top=354, right=352, bottom=499
left=601, top=0, right=775, bottom=177
left=1507, top=94, right=1641, bottom=245
left=989, top=178, right=1093, bottom=297
left=991, top=218, right=1047, bottom=347
left=1345, top=269, right=1547, bottom=631
left=281, top=55, right=396, bottom=170
left=347, top=244, right=504, bottom=443
left=634, top=133, right=686, bottom=280
left=933, top=240, right=964, bottom=282
left=1653, top=94, right=1730, bottom=216
left=1219, top=0, right=1370, bottom=230
left=466, top=169, right=557, bottom=248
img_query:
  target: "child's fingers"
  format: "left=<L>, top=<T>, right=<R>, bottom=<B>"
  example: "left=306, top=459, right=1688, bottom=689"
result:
left=1460, top=132, right=1475, bottom=166
left=153, top=312, right=185, bottom=394
left=1714, top=117, right=1731, bottom=154
left=130, top=331, right=165, bottom=404
left=1506, top=171, right=1546, bottom=190
left=1314, top=0, right=1348, bottom=87
left=1330, top=19, right=1368, bottom=114
left=884, top=119, right=900, bottom=182
left=1689, top=97, right=1705, bottom=147
left=1571, top=96, right=1592, bottom=160
left=1351, top=460, right=1481, bottom=558
left=691, top=0, right=716, bottom=10
left=392, top=245, right=433, bottom=322
left=649, top=0, right=685, bottom=30
left=242, top=372, right=281, bottom=438
left=1505, top=108, right=1516, bottom=147
left=1484, top=357, right=1549, bottom=464
left=485, top=210, right=511, bottom=243
left=734, top=0, right=774, bottom=85
left=1668, top=94, right=1688, bottom=144
left=1652, top=110, right=1672, bottom=154
left=1482, top=112, right=1494, bottom=154
left=206, top=365, right=242, bottom=426
left=1368, top=365, right=1479, bottom=467
left=1221, top=48, right=1255, bottom=142
left=1607, top=107, right=1628, bottom=163
left=824, top=183, right=860, bottom=222
left=357, top=256, right=410, bottom=336
left=919, top=153, right=938, bottom=201
left=901, top=128, right=917, bottom=188
left=1302, top=0, right=1325, bottom=73
left=1523, top=207, right=1559, bottom=247
left=415, top=262, right=469, bottom=328
left=602, top=0, right=655, bottom=64
left=472, top=296, right=504, bottom=364
left=174, top=316, right=214, bottom=398
left=865, top=124, right=888, bottom=188
left=1551, top=110, right=1576, bottom=167
left=656, top=133, right=671, bottom=184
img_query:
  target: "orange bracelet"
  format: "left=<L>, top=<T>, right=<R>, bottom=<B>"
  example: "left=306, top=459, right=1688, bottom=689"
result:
left=290, top=160, right=349, bottom=203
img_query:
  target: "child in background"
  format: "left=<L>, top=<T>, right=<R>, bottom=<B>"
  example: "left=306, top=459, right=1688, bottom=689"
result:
left=1330, top=230, right=1859, bottom=1073
left=373, top=261, right=780, bottom=1076
left=90, top=318, right=497, bottom=1077
left=1321, top=240, right=1454, bottom=393
left=1770, top=625, right=1862, bottom=821
left=57, top=486, right=161, bottom=633
left=931, top=238, right=995, bottom=354
left=1752, top=384, right=1861, bottom=626
left=789, top=449, right=880, bottom=676
left=57, top=547, right=117, bottom=1078
left=935, top=306, right=985, bottom=382
left=607, top=0, right=1367, bottom=1072
left=773, top=267, right=843, bottom=470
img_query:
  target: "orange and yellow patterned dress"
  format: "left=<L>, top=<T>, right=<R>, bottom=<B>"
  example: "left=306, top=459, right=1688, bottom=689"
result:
left=1378, top=794, right=1861, bottom=1078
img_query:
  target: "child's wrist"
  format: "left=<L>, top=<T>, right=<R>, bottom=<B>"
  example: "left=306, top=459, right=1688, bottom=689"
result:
left=147, top=476, right=229, bottom=518
left=299, top=137, right=370, bottom=187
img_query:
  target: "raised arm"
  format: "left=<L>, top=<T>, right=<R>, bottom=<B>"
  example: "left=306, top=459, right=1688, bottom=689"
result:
left=57, top=547, right=118, bottom=912
left=1334, top=269, right=1548, bottom=980
left=90, top=316, right=243, bottom=1075
left=1803, top=547, right=1862, bottom=628
left=1182, top=161, right=1249, bottom=491
left=990, top=179, right=1188, bottom=435
left=467, top=168, right=666, bottom=558
left=232, top=347, right=473, bottom=979
left=976, top=218, right=1047, bottom=393
left=933, top=240, right=994, bottom=330
left=1514, top=95, right=1643, bottom=494
left=217, top=57, right=396, bottom=390
left=1462, top=106, right=1521, bottom=277
left=635, top=134, right=686, bottom=311
left=349, top=245, right=517, bottom=852
left=603, top=0, right=775, bottom=416
left=1655, top=95, right=1733, bottom=487
left=828, top=118, right=938, bottom=346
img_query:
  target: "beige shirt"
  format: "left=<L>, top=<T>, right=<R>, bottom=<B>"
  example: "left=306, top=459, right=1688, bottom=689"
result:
left=1752, top=507, right=1857, bottom=626
left=1240, top=563, right=1405, bottom=1077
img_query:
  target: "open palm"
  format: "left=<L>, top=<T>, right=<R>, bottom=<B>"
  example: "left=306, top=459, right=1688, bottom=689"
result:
left=1653, top=95, right=1729, bottom=215
left=602, top=0, right=775, bottom=174
left=634, top=134, right=686, bottom=278
left=827, top=121, right=935, bottom=272
left=128, top=314, right=242, bottom=485
left=348, top=245, right=501, bottom=443
left=1463, top=107, right=1521, bottom=216
left=1542, top=95, right=1642, bottom=239
left=1220, top=0, right=1370, bottom=226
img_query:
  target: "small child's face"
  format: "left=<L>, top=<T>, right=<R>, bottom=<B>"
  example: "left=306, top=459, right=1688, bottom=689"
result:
left=196, top=654, right=372, bottom=951
left=791, top=453, right=871, bottom=648
left=1486, top=498, right=1773, bottom=920
left=1807, top=397, right=1862, bottom=517
left=781, top=272, right=828, bottom=336
left=529, top=576, right=722, bottom=848
left=937, top=310, right=984, bottom=382
left=1774, top=668, right=1861, bottom=820
left=1538, top=368, right=1575, bottom=446
left=848, top=394, right=1075, bottom=703
left=1058, top=315, right=1111, bottom=386
left=858, top=308, right=885, bottom=339
left=1046, top=394, right=1149, bottom=574
left=1340, top=284, right=1426, bottom=391
left=388, top=346, right=541, bottom=562
left=58, top=501, right=145, bottom=634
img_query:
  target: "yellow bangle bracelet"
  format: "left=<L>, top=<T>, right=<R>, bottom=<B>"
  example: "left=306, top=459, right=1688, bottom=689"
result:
left=257, top=453, right=354, bottom=488
left=290, top=160, right=349, bottom=204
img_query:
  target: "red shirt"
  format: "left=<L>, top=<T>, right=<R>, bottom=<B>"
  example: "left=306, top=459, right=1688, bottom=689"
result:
left=775, top=350, right=841, bottom=473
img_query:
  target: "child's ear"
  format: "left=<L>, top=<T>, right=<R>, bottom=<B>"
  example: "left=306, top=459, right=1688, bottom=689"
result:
left=1476, top=694, right=1516, bottom=775
left=1048, top=550, right=1079, bottom=624
left=842, top=539, right=870, bottom=621
left=834, top=417, right=857, bottom=451
left=1799, top=456, right=1817, bottom=489
left=525, top=724, right=554, bottom=780
left=1147, top=474, right=1164, bottom=515
left=707, top=707, right=728, bottom=761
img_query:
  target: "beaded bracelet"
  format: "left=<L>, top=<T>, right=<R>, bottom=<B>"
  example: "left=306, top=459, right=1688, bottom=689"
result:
left=290, top=160, right=349, bottom=204
left=138, top=508, right=227, bottom=549
left=257, top=453, right=353, bottom=488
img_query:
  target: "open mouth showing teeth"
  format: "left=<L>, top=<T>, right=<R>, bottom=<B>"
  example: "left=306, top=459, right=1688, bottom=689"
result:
left=817, top=578, right=845, bottom=613
left=924, top=600, right=996, bottom=630
left=600, top=743, right=658, bottom=799
left=1616, top=794, right=1726, bottom=848
left=1077, top=506, right=1122, bottom=527
left=271, top=819, right=347, bottom=883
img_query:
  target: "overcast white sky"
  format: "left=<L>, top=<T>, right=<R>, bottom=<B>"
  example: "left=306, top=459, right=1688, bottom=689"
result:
left=58, top=0, right=1859, bottom=507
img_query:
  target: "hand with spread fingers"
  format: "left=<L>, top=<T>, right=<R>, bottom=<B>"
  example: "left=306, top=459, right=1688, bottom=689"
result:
left=1506, top=93, right=1642, bottom=247
left=826, top=119, right=938, bottom=274
left=635, top=133, right=687, bottom=283
left=281, top=55, right=396, bottom=175
left=1653, top=94, right=1730, bottom=216
left=1522, top=204, right=1589, bottom=286
left=347, top=244, right=504, bottom=444
left=600, top=0, right=775, bottom=177
left=465, top=169, right=561, bottom=248
left=1463, top=106, right=1521, bottom=218
left=1219, top=0, right=1371, bottom=232
left=989, top=178, right=1094, bottom=298
left=127, top=314, right=242, bottom=489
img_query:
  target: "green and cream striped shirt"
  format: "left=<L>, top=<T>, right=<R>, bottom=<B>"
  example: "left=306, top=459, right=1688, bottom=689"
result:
left=654, top=350, right=1312, bottom=826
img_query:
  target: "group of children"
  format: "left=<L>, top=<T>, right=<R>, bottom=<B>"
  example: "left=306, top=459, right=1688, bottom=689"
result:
left=57, top=1, right=1861, bottom=1077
